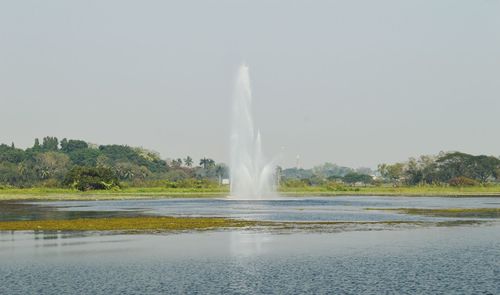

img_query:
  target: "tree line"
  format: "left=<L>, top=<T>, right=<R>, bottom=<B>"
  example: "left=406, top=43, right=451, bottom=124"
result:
left=1, top=137, right=498, bottom=190
left=279, top=152, right=500, bottom=188
left=378, top=151, right=500, bottom=186
left=0, top=137, right=227, bottom=190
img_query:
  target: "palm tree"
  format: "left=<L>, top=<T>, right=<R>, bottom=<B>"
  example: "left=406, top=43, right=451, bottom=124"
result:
left=184, top=156, right=193, bottom=167
left=199, top=158, right=209, bottom=169
left=215, top=164, right=226, bottom=185
left=199, top=158, right=215, bottom=169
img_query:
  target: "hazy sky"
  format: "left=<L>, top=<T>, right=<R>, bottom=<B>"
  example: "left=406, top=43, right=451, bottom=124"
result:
left=1, top=0, right=499, bottom=168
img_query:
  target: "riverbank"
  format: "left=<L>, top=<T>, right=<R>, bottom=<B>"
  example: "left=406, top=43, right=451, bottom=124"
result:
left=1, top=185, right=500, bottom=201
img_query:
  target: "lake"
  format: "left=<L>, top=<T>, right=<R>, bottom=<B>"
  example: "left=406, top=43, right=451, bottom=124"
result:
left=1, top=196, right=499, bottom=294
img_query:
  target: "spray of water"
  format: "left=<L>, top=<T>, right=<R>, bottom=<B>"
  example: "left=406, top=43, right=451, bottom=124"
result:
left=229, top=64, right=275, bottom=199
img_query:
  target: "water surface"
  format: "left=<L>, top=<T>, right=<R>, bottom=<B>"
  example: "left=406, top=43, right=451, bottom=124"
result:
left=19, top=196, right=500, bottom=222
left=1, top=224, right=499, bottom=294
left=1, top=196, right=499, bottom=294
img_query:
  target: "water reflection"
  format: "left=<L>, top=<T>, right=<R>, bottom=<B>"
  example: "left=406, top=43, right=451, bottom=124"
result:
left=0, top=201, right=144, bottom=222
left=230, top=231, right=273, bottom=257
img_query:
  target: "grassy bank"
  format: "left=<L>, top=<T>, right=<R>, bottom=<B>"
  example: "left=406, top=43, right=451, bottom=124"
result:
left=0, top=185, right=500, bottom=201
left=0, top=187, right=228, bottom=201
left=279, top=185, right=500, bottom=196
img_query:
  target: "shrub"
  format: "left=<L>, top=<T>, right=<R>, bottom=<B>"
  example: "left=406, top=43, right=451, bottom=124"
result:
left=325, top=181, right=348, bottom=191
left=64, top=166, right=120, bottom=191
left=177, top=178, right=218, bottom=189
left=282, top=179, right=309, bottom=188
left=448, top=176, right=479, bottom=187
left=41, top=178, right=60, bottom=188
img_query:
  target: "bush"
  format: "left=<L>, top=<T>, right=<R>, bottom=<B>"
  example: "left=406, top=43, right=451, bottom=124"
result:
left=325, top=181, right=348, bottom=191
left=282, top=179, right=309, bottom=188
left=163, top=178, right=218, bottom=189
left=342, top=172, right=373, bottom=185
left=64, top=166, right=120, bottom=191
left=41, top=178, right=60, bottom=188
left=448, top=176, right=479, bottom=187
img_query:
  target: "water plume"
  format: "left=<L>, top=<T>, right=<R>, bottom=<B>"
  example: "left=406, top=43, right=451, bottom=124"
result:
left=229, top=64, right=275, bottom=199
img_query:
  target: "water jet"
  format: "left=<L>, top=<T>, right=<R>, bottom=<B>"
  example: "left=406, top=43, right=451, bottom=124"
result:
left=229, top=64, right=275, bottom=199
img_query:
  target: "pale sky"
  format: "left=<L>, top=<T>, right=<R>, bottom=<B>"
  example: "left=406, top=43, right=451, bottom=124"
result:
left=1, top=0, right=499, bottom=168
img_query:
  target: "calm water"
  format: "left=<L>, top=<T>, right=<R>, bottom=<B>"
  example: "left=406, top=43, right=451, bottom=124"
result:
left=1, top=225, right=499, bottom=294
left=1, top=196, right=500, bottom=294
left=15, top=196, right=500, bottom=222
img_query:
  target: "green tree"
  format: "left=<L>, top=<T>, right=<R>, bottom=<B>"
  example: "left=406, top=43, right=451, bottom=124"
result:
left=113, top=162, right=150, bottom=180
left=378, top=163, right=404, bottom=185
left=199, top=158, right=215, bottom=169
left=0, top=144, right=25, bottom=163
left=171, top=158, right=183, bottom=168
left=0, top=162, right=21, bottom=185
left=215, top=164, right=228, bottom=185
left=68, top=148, right=101, bottom=166
left=33, top=138, right=41, bottom=151
left=184, top=156, right=193, bottom=167
left=60, top=139, right=88, bottom=153
left=42, top=136, right=59, bottom=151
left=468, top=155, right=500, bottom=183
left=342, top=172, right=373, bottom=185
left=34, top=152, right=70, bottom=181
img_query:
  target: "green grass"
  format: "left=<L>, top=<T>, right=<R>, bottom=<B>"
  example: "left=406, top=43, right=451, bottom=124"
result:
left=0, top=187, right=229, bottom=201
left=280, top=185, right=500, bottom=196
left=0, top=216, right=257, bottom=231
left=0, top=216, right=486, bottom=232
left=0, top=185, right=500, bottom=201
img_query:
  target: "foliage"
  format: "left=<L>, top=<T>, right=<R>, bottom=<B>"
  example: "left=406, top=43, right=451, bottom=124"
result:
left=199, top=157, right=215, bottom=169
left=60, top=139, right=88, bottom=152
left=312, top=162, right=354, bottom=178
left=282, top=168, right=314, bottom=180
left=164, top=178, right=219, bottom=189
left=378, top=152, right=500, bottom=185
left=183, top=156, right=193, bottom=167
left=448, top=176, right=479, bottom=187
left=63, top=166, right=120, bottom=191
left=282, top=179, right=310, bottom=188
left=342, top=172, right=373, bottom=184
left=0, top=137, right=173, bottom=188
left=0, top=144, right=25, bottom=163
left=41, top=136, right=59, bottom=151
left=378, top=163, right=405, bottom=185
left=2, top=136, right=499, bottom=192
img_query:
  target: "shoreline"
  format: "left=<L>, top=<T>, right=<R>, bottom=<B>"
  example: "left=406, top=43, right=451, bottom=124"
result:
left=1, top=188, right=500, bottom=201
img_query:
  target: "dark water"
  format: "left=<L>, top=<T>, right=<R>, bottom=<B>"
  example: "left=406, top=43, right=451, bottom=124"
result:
left=1, top=225, right=499, bottom=294
left=18, top=196, right=500, bottom=222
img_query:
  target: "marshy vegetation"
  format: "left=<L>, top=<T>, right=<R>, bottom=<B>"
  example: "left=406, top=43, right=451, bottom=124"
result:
left=0, top=216, right=258, bottom=232
left=370, top=208, right=500, bottom=218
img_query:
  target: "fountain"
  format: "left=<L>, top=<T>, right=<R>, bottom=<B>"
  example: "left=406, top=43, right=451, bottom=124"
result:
left=229, top=64, right=275, bottom=199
